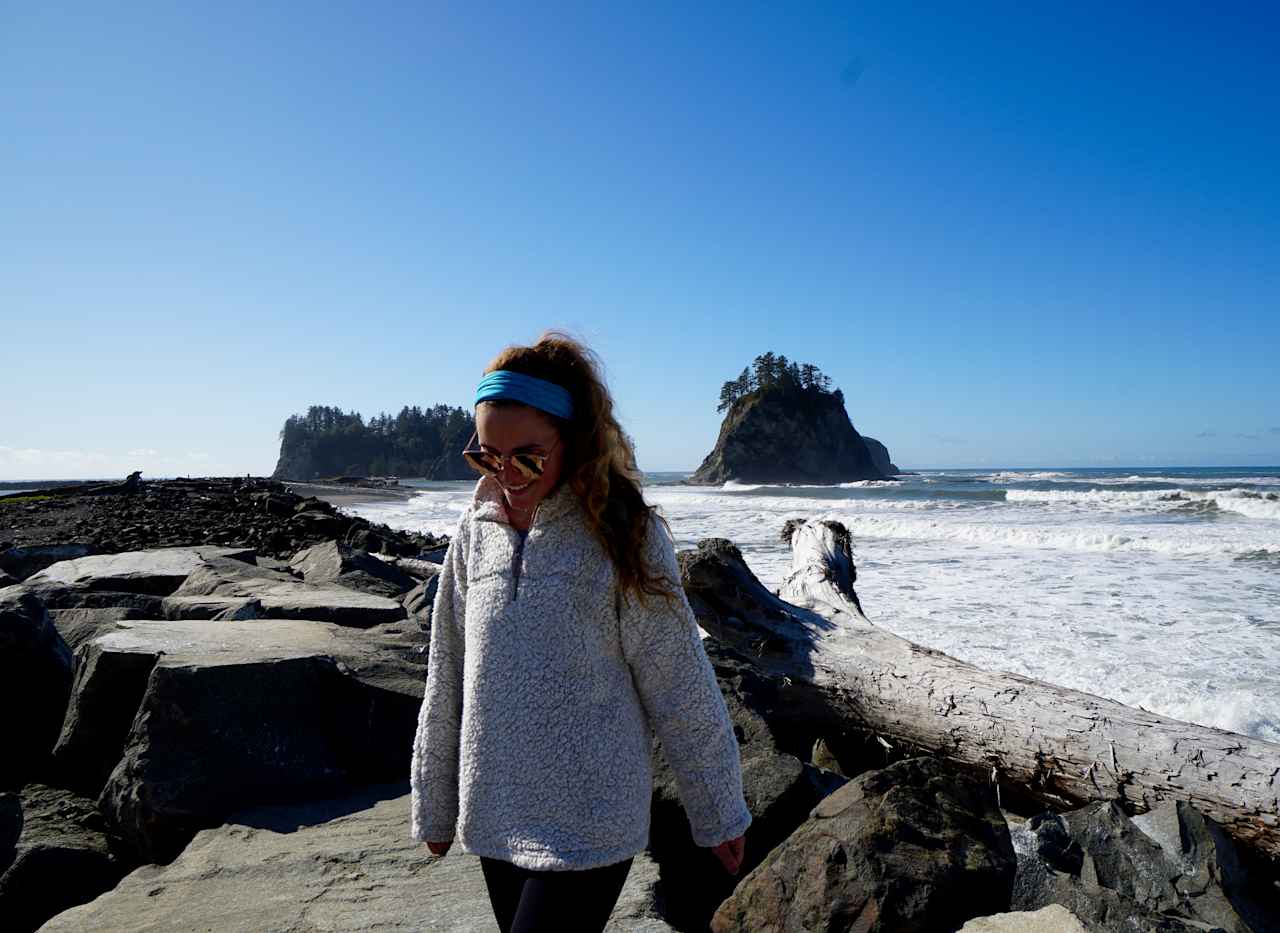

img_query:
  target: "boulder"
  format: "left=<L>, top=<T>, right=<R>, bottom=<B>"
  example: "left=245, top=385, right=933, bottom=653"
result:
left=0, top=792, right=20, bottom=869
left=289, top=540, right=417, bottom=598
left=403, top=575, right=441, bottom=628
left=1131, top=800, right=1275, bottom=932
left=711, top=757, right=1016, bottom=932
left=0, top=784, right=131, bottom=933
left=65, top=619, right=425, bottom=863
left=647, top=640, right=850, bottom=931
left=0, top=569, right=15, bottom=588
left=1010, top=801, right=1279, bottom=933
left=48, top=607, right=149, bottom=654
left=163, top=556, right=407, bottom=627
left=0, top=590, right=74, bottom=790
left=959, top=904, right=1088, bottom=932
left=0, top=544, right=94, bottom=583
left=21, top=546, right=256, bottom=598
left=288, top=509, right=349, bottom=538
left=38, top=784, right=675, bottom=932
left=50, top=641, right=163, bottom=798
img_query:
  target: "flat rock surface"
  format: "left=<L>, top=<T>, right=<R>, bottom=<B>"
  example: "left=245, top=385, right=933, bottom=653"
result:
left=960, top=905, right=1088, bottom=932
left=92, top=617, right=428, bottom=695
left=165, top=557, right=407, bottom=627
left=39, top=784, right=673, bottom=932
left=24, top=547, right=255, bottom=594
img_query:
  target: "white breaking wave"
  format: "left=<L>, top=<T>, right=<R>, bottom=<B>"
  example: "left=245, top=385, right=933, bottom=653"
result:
left=1007, top=487, right=1280, bottom=520
left=984, top=471, right=1076, bottom=483
left=1214, top=489, right=1280, bottom=521
left=824, top=510, right=1280, bottom=558
left=1010, top=473, right=1280, bottom=487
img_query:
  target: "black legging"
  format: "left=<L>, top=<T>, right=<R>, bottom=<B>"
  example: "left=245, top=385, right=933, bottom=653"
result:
left=479, top=854, right=634, bottom=933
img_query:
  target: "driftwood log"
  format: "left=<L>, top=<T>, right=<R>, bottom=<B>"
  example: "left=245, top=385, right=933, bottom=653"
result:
left=677, top=520, right=1280, bottom=861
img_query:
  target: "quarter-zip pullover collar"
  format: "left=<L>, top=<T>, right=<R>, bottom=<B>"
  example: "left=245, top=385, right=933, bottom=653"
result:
left=470, top=473, right=580, bottom=531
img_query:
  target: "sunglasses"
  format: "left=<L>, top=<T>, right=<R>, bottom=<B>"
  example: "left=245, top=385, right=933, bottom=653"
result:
left=461, top=430, right=560, bottom=481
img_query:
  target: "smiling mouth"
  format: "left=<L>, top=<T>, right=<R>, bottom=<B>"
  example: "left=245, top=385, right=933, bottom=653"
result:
left=502, top=480, right=533, bottom=492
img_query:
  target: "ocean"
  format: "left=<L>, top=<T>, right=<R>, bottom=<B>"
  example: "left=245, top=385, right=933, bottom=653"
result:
left=344, top=466, right=1280, bottom=743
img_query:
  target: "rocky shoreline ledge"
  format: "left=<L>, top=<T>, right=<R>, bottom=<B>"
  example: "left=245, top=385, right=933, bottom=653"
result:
left=2, top=477, right=1276, bottom=931
left=0, top=475, right=442, bottom=574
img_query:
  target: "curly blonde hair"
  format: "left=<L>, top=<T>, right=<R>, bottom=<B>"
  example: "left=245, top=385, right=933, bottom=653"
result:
left=479, top=330, right=681, bottom=612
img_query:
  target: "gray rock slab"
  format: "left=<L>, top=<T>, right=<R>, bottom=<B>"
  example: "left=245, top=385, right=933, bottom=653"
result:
left=290, top=541, right=417, bottom=599
left=960, top=905, right=1088, bottom=932
left=402, top=575, right=439, bottom=628
left=0, top=590, right=73, bottom=790
left=39, top=785, right=674, bottom=932
left=62, top=619, right=427, bottom=863
left=48, top=607, right=149, bottom=653
left=23, top=546, right=256, bottom=597
left=166, top=556, right=406, bottom=627
left=2, top=784, right=131, bottom=933
left=1010, top=800, right=1278, bottom=933
left=0, top=544, right=94, bottom=582
left=712, top=756, right=1015, bottom=933
left=0, top=792, right=20, bottom=868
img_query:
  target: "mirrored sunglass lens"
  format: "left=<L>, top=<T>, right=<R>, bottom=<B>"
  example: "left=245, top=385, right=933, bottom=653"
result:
left=513, top=454, right=545, bottom=477
left=465, top=452, right=501, bottom=474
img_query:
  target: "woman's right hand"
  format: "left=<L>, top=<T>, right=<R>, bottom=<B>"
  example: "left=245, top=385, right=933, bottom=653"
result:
left=426, top=839, right=452, bottom=857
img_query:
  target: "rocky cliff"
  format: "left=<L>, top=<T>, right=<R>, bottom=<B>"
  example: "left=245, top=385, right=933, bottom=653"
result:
left=861, top=436, right=901, bottom=476
left=687, top=387, right=889, bottom=485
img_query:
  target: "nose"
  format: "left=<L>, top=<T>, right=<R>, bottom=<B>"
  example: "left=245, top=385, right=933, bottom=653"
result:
left=500, top=459, right=527, bottom=485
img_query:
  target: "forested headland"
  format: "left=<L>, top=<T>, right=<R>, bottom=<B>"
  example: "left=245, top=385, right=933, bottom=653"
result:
left=272, top=405, right=476, bottom=480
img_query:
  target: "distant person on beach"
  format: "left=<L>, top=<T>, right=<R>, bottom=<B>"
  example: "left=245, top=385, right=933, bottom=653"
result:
left=410, top=331, right=751, bottom=932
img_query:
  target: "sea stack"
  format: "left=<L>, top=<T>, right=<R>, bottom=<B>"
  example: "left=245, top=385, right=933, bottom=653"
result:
left=686, top=353, right=892, bottom=485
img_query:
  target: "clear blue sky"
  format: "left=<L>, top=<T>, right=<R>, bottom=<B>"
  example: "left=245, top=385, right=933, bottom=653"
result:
left=2, top=2, right=1277, bottom=479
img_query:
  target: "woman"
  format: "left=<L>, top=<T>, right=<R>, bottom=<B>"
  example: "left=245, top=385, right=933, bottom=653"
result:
left=409, top=331, right=751, bottom=932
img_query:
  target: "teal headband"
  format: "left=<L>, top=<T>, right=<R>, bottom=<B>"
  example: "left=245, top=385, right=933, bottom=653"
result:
left=475, top=369, right=574, bottom=419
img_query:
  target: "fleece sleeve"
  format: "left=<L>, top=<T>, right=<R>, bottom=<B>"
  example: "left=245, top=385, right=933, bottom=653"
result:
left=619, top=514, right=753, bottom=848
left=409, top=509, right=470, bottom=843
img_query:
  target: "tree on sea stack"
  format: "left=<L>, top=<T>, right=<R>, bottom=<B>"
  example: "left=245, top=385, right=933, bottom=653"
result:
left=689, top=353, right=886, bottom=485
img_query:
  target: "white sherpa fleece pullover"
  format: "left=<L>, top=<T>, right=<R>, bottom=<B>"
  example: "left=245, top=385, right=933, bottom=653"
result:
left=409, top=474, right=752, bottom=871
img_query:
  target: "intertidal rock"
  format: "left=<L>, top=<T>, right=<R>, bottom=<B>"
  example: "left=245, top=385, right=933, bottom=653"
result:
left=22, top=546, right=256, bottom=598
left=1010, top=800, right=1279, bottom=933
left=0, top=590, right=74, bottom=791
left=0, top=784, right=131, bottom=933
left=289, top=540, right=418, bottom=599
left=959, top=904, right=1088, bottom=932
left=402, top=574, right=441, bottom=629
left=47, top=607, right=151, bottom=653
left=162, top=555, right=407, bottom=627
left=61, top=619, right=427, bottom=864
left=711, top=757, right=1016, bottom=932
left=0, top=792, right=21, bottom=867
left=38, top=784, right=675, bottom=932
left=647, top=639, right=851, bottom=932
left=0, top=544, right=94, bottom=583
left=1, top=477, right=444, bottom=562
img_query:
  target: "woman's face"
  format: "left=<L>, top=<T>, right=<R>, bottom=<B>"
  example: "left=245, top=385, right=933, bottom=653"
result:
left=474, top=403, right=565, bottom=521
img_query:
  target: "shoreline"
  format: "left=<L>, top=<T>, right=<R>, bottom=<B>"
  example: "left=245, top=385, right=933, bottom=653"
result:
left=281, top=481, right=420, bottom=510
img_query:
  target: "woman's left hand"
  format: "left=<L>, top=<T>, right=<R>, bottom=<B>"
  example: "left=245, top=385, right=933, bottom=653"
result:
left=711, top=834, right=746, bottom=875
